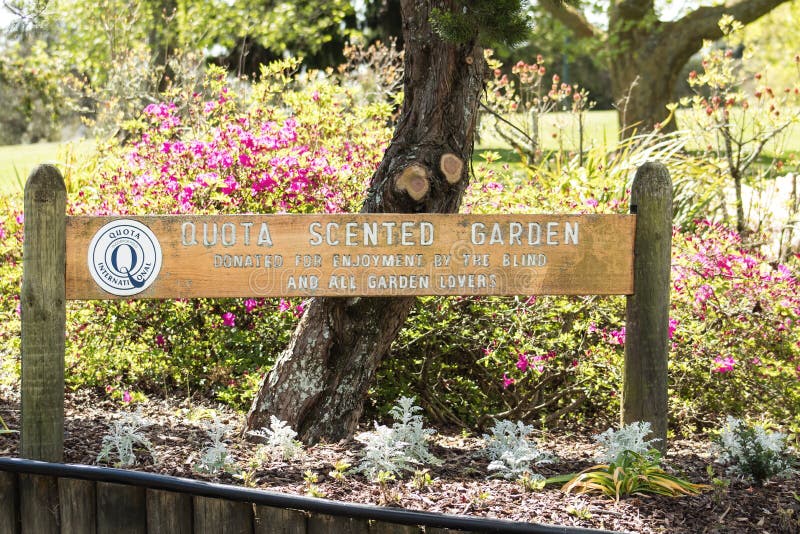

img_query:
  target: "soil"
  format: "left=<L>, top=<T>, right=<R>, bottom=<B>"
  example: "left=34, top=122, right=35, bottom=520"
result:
left=1, top=387, right=798, bottom=534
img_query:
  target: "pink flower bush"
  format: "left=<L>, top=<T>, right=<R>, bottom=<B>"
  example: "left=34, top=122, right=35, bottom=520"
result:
left=713, top=356, right=736, bottom=373
left=484, top=219, right=799, bottom=429
left=516, top=352, right=530, bottom=372
left=502, top=373, right=515, bottom=389
left=70, top=66, right=391, bottom=220
left=668, top=220, right=800, bottom=426
left=222, top=312, right=236, bottom=327
left=0, top=63, right=396, bottom=404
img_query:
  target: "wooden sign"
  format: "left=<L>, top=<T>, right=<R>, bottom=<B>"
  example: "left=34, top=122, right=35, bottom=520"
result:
left=65, top=214, right=635, bottom=299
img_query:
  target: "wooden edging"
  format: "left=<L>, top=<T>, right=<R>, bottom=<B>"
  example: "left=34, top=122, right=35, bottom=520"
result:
left=0, top=457, right=620, bottom=534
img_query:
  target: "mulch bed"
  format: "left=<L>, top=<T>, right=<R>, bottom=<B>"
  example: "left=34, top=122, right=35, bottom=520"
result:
left=1, top=387, right=798, bottom=533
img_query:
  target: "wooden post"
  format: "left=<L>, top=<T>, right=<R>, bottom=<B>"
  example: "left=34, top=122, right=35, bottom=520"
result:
left=21, top=164, right=66, bottom=462
left=623, top=162, right=672, bottom=452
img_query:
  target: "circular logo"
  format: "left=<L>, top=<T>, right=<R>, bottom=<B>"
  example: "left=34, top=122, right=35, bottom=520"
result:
left=88, top=219, right=163, bottom=296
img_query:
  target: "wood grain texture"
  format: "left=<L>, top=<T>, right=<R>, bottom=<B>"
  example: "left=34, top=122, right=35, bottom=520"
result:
left=623, top=162, right=673, bottom=451
left=307, top=513, right=370, bottom=534
left=19, top=474, right=58, bottom=534
left=21, top=165, right=66, bottom=461
left=254, top=506, right=307, bottom=534
left=96, top=482, right=146, bottom=534
left=193, top=496, right=253, bottom=534
left=0, top=471, right=19, bottom=534
left=66, top=214, right=635, bottom=299
left=369, top=521, right=421, bottom=533
left=59, top=478, right=96, bottom=534
left=146, top=489, right=192, bottom=534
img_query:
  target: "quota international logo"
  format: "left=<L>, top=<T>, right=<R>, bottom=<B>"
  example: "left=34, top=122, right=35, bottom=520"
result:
left=88, top=219, right=163, bottom=296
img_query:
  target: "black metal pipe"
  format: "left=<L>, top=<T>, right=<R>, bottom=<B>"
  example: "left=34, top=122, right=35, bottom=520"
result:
left=0, top=457, right=619, bottom=534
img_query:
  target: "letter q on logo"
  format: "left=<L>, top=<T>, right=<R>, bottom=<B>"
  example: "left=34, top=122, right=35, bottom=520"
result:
left=87, top=219, right=163, bottom=296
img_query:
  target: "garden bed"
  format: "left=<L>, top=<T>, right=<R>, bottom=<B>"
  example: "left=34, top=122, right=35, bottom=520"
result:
left=1, top=388, right=797, bottom=533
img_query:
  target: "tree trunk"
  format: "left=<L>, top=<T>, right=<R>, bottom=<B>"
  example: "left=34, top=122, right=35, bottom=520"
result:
left=246, top=0, right=486, bottom=443
left=610, top=51, right=680, bottom=136
left=539, top=0, right=791, bottom=138
left=607, top=2, right=693, bottom=136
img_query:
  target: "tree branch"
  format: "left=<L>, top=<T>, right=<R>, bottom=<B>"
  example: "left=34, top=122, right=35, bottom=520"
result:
left=537, top=0, right=603, bottom=40
left=668, top=0, right=790, bottom=54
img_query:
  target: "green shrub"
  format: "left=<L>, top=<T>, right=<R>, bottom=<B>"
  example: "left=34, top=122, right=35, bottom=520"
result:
left=1, top=48, right=797, bottom=443
left=0, top=56, right=394, bottom=406
left=377, top=126, right=800, bottom=434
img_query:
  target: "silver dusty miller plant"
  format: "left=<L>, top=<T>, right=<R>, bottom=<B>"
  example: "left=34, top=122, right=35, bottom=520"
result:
left=482, top=419, right=554, bottom=480
left=356, top=396, right=441, bottom=478
left=593, top=421, right=660, bottom=463
left=715, top=416, right=795, bottom=483
left=195, top=414, right=236, bottom=474
left=248, top=415, right=304, bottom=461
left=97, top=409, right=156, bottom=467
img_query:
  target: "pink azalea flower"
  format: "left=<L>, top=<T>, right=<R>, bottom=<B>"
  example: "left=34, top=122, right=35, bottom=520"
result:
left=695, top=284, right=714, bottom=305
left=222, top=312, right=236, bottom=327
left=712, top=356, right=735, bottom=373
left=122, top=390, right=132, bottom=403
left=220, top=176, right=239, bottom=195
left=245, top=299, right=258, bottom=313
left=502, top=373, right=515, bottom=389
left=516, top=352, right=530, bottom=372
left=668, top=317, right=678, bottom=339
left=608, top=327, right=626, bottom=345
left=278, top=299, right=291, bottom=312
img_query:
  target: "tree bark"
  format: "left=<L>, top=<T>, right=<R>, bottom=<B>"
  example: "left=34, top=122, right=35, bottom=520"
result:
left=539, top=0, right=791, bottom=136
left=246, top=0, right=485, bottom=443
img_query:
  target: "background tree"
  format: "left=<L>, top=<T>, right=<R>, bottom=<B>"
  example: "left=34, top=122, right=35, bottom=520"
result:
left=537, top=0, right=792, bottom=135
left=245, top=0, right=528, bottom=443
left=741, top=0, right=800, bottom=90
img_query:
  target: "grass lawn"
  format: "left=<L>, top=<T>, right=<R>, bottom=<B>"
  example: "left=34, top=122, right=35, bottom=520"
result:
left=479, top=109, right=800, bottom=155
left=477, top=110, right=619, bottom=153
left=0, top=109, right=797, bottom=195
left=0, top=140, right=94, bottom=195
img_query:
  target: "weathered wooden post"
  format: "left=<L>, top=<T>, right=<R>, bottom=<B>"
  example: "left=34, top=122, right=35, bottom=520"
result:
left=623, top=162, right=672, bottom=452
left=21, top=164, right=67, bottom=462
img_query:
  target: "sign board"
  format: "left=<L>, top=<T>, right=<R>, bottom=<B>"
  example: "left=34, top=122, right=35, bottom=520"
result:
left=65, top=213, right=636, bottom=299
